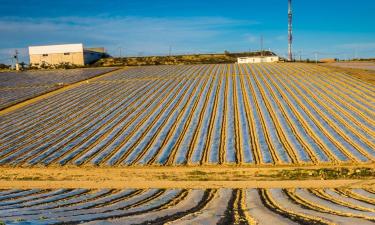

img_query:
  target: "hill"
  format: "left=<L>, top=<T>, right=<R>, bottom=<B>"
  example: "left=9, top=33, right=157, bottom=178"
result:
left=94, top=51, right=277, bottom=66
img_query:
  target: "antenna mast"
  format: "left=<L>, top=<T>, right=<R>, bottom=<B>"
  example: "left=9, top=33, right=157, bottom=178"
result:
left=14, top=50, right=20, bottom=71
left=288, top=0, right=293, bottom=61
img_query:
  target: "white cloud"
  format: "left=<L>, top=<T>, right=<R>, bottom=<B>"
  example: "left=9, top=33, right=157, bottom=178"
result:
left=0, top=16, right=259, bottom=61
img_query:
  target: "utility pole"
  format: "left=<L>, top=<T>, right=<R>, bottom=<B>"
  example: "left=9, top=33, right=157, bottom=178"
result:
left=314, top=52, right=318, bottom=64
left=299, top=50, right=302, bottom=61
left=14, top=50, right=20, bottom=71
left=260, top=35, right=264, bottom=57
left=288, top=0, right=293, bottom=61
left=169, top=45, right=172, bottom=56
left=354, top=48, right=358, bottom=60
left=260, top=35, right=264, bottom=63
left=117, top=47, right=123, bottom=58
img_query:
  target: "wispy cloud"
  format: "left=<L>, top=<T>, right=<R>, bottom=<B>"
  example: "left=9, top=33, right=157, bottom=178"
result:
left=243, top=33, right=259, bottom=43
left=275, top=35, right=286, bottom=41
left=0, top=16, right=259, bottom=61
left=336, top=42, right=375, bottom=50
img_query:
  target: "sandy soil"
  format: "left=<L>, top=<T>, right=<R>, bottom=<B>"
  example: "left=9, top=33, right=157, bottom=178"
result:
left=0, top=165, right=373, bottom=189
left=321, top=63, right=375, bottom=85
left=326, top=62, right=375, bottom=71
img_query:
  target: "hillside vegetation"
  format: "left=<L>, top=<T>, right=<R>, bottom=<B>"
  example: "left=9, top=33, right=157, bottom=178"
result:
left=94, top=51, right=277, bottom=66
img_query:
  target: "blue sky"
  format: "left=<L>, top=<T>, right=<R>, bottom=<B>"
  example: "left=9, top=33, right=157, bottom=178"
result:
left=0, top=0, right=374, bottom=63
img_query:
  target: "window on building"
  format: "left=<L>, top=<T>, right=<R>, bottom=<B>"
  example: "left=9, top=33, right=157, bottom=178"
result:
left=64, top=53, right=70, bottom=55
left=42, top=54, right=48, bottom=57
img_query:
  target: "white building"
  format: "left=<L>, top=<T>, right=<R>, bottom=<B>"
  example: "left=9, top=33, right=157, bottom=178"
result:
left=29, top=43, right=107, bottom=66
left=237, top=56, right=279, bottom=64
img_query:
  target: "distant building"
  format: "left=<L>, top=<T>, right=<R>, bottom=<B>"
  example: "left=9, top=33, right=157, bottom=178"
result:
left=29, top=43, right=107, bottom=67
left=319, top=58, right=337, bottom=63
left=237, top=56, right=279, bottom=64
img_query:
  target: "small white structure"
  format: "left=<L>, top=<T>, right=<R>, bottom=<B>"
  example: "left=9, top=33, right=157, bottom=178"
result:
left=29, top=43, right=107, bottom=66
left=237, top=56, right=279, bottom=64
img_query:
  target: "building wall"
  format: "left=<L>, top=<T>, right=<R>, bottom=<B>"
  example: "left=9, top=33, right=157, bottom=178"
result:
left=83, top=51, right=105, bottom=65
left=28, top=44, right=106, bottom=66
left=85, top=47, right=106, bottom=53
left=29, top=44, right=84, bottom=55
left=238, top=56, right=279, bottom=64
left=30, top=52, right=85, bottom=66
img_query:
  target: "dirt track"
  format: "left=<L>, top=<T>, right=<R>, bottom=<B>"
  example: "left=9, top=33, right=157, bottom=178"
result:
left=0, top=165, right=373, bottom=189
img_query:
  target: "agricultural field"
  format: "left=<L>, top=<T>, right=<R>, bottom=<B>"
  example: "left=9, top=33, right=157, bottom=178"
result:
left=0, top=67, right=118, bottom=109
left=0, top=63, right=374, bottom=224
left=323, top=62, right=375, bottom=85
left=326, top=62, right=375, bottom=71
left=0, top=188, right=374, bottom=225
left=0, top=63, right=374, bottom=167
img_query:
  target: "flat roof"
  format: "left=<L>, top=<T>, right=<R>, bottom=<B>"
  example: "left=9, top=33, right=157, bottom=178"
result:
left=29, top=44, right=84, bottom=55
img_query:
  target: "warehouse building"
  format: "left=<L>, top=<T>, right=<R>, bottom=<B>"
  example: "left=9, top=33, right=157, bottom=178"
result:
left=237, top=56, right=279, bottom=64
left=29, top=43, right=107, bottom=67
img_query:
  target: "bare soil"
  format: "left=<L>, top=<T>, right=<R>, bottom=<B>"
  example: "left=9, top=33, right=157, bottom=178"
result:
left=326, top=62, right=375, bottom=71
left=321, top=63, right=375, bottom=85
left=0, top=165, right=373, bottom=189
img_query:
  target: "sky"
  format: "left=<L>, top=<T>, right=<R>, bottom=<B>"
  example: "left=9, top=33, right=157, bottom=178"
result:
left=0, top=0, right=375, bottom=64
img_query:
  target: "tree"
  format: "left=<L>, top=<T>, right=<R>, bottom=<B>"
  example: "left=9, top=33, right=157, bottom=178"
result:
left=0, top=63, right=11, bottom=69
left=19, top=62, right=26, bottom=70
